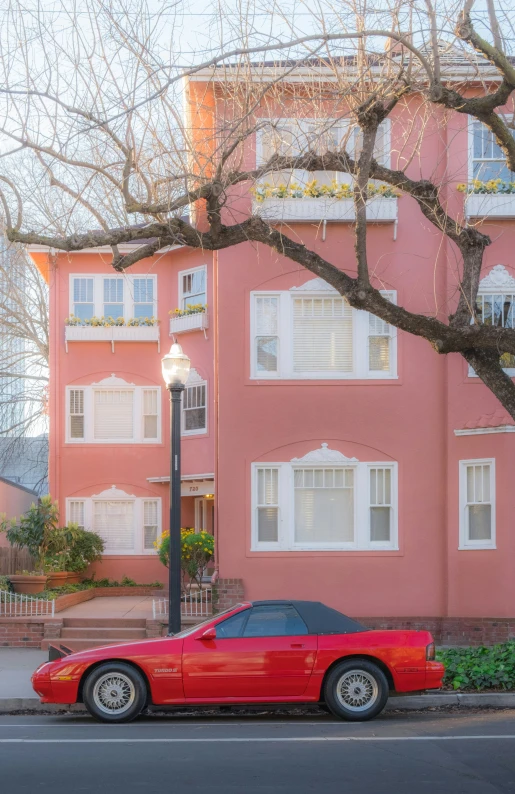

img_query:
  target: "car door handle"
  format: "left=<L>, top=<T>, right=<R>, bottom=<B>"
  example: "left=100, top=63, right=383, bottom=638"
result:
left=290, top=643, right=305, bottom=648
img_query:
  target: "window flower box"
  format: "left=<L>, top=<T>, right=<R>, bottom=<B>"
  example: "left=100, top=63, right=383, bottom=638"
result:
left=464, top=193, right=515, bottom=219
left=65, top=324, right=160, bottom=352
left=169, top=311, right=209, bottom=336
left=253, top=197, right=398, bottom=223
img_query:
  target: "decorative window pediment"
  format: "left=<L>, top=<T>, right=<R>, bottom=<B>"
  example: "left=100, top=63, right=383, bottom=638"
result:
left=92, top=374, right=135, bottom=387
left=91, top=485, right=135, bottom=499
left=290, top=278, right=338, bottom=293
left=478, top=265, right=515, bottom=292
left=291, top=443, right=358, bottom=464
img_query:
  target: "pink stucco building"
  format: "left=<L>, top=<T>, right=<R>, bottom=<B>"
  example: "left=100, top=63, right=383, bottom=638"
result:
left=29, top=63, right=515, bottom=632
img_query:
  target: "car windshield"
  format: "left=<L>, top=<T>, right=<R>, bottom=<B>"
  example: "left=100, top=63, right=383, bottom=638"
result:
left=171, top=605, right=244, bottom=638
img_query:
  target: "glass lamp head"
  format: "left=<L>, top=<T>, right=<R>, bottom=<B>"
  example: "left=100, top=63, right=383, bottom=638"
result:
left=161, top=342, right=191, bottom=388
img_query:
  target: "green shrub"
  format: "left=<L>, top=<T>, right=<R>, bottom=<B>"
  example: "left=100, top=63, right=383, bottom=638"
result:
left=64, top=528, right=104, bottom=573
left=0, top=575, right=12, bottom=592
left=34, top=577, right=163, bottom=599
left=437, top=642, right=515, bottom=691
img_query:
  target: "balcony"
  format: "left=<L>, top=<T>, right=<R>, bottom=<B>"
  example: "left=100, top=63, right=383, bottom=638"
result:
left=65, top=324, right=160, bottom=353
left=169, top=311, right=209, bottom=337
left=253, top=197, right=398, bottom=224
left=465, top=193, right=515, bottom=220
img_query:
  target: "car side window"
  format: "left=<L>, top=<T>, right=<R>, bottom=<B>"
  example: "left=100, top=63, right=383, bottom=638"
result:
left=215, top=610, right=250, bottom=639
left=243, top=605, right=308, bottom=638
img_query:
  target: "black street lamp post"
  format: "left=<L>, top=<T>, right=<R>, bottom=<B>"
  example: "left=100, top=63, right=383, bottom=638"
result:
left=161, top=342, right=191, bottom=635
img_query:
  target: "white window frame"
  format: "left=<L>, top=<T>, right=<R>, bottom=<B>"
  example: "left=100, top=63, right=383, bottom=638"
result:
left=69, top=274, right=157, bottom=321
left=182, top=379, right=208, bottom=436
left=251, top=461, right=398, bottom=551
left=65, top=385, right=161, bottom=444
left=178, top=265, right=207, bottom=311
left=65, top=496, right=162, bottom=555
left=256, top=118, right=391, bottom=175
left=469, top=285, right=515, bottom=378
left=250, top=289, right=397, bottom=380
left=468, top=118, right=515, bottom=183
left=459, top=458, right=496, bottom=550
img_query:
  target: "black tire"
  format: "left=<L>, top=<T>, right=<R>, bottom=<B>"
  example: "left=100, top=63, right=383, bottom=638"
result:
left=324, top=659, right=389, bottom=722
left=83, top=662, right=147, bottom=723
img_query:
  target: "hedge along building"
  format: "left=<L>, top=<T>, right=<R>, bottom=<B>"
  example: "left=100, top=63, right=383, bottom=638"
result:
left=27, top=55, right=515, bottom=634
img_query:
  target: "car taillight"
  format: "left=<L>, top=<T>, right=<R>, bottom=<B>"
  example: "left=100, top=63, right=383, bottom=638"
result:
left=426, top=642, right=435, bottom=661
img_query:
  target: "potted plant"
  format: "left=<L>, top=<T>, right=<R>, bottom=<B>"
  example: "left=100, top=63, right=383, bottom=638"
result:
left=0, top=497, right=62, bottom=593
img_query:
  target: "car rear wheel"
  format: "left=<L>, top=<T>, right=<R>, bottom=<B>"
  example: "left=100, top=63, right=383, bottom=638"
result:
left=83, top=662, right=147, bottom=723
left=324, top=659, right=389, bottom=721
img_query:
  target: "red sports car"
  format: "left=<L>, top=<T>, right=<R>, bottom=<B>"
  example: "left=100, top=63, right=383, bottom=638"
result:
left=32, top=600, right=444, bottom=723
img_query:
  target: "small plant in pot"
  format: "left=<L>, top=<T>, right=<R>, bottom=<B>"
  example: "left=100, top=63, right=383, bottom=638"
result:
left=0, top=496, right=61, bottom=593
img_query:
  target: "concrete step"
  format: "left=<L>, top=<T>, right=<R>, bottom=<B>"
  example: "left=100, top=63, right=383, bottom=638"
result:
left=41, top=637, right=149, bottom=651
left=62, top=618, right=147, bottom=629
left=60, top=627, right=147, bottom=640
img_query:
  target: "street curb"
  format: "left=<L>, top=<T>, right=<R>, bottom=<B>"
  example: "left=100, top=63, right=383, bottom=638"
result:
left=1, top=693, right=515, bottom=714
left=387, top=692, right=515, bottom=710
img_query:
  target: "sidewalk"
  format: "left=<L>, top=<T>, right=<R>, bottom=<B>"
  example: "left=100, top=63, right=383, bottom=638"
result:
left=57, top=595, right=156, bottom=619
left=0, top=648, right=47, bottom=699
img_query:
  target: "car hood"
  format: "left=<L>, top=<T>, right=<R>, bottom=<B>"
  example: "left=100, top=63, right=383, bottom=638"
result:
left=49, top=635, right=181, bottom=666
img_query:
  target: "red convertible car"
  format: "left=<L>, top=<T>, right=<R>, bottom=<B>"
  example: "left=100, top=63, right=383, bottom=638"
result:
left=32, top=600, right=444, bottom=723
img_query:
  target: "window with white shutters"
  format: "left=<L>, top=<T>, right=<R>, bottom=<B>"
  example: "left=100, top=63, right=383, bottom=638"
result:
left=182, top=383, right=207, bottom=434
left=68, top=501, right=85, bottom=530
left=181, top=267, right=206, bottom=309
left=294, top=468, right=354, bottom=544
left=293, top=298, right=353, bottom=373
left=94, top=390, right=134, bottom=440
left=93, top=500, right=134, bottom=551
left=251, top=289, right=396, bottom=379
left=252, top=460, right=398, bottom=550
left=255, top=296, right=279, bottom=374
left=72, top=278, right=94, bottom=322
left=69, top=389, right=85, bottom=439
left=143, top=500, right=159, bottom=550
left=369, top=467, right=393, bottom=542
left=67, top=385, right=160, bottom=443
left=143, top=389, right=158, bottom=439
left=256, top=468, right=279, bottom=543
left=459, top=460, right=495, bottom=549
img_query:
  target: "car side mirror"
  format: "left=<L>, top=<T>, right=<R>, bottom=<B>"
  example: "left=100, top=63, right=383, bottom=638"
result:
left=197, top=626, right=216, bottom=641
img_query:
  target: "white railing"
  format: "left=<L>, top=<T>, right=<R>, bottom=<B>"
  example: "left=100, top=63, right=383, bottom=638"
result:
left=153, top=586, right=212, bottom=620
left=0, top=589, right=55, bottom=617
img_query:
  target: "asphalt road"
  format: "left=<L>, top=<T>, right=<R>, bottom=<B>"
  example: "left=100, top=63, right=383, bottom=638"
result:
left=2, top=709, right=515, bottom=793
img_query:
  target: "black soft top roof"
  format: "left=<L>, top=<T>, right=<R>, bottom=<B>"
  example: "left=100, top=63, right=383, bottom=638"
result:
left=250, top=600, right=368, bottom=635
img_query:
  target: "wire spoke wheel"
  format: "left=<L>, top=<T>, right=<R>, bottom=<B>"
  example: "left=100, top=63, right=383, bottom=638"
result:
left=336, top=670, right=379, bottom=712
left=92, top=673, right=136, bottom=715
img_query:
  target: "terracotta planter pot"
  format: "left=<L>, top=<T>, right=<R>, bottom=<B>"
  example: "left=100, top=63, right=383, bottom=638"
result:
left=46, top=571, right=69, bottom=589
left=66, top=572, right=81, bottom=585
left=9, top=574, right=48, bottom=594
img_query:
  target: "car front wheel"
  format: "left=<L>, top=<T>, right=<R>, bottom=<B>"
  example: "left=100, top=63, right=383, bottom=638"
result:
left=83, top=662, right=147, bottom=723
left=324, top=659, right=389, bottom=721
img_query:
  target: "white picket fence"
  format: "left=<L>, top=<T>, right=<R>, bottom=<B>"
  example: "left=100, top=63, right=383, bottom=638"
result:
left=0, top=589, right=55, bottom=617
left=153, top=586, right=212, bottom=620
